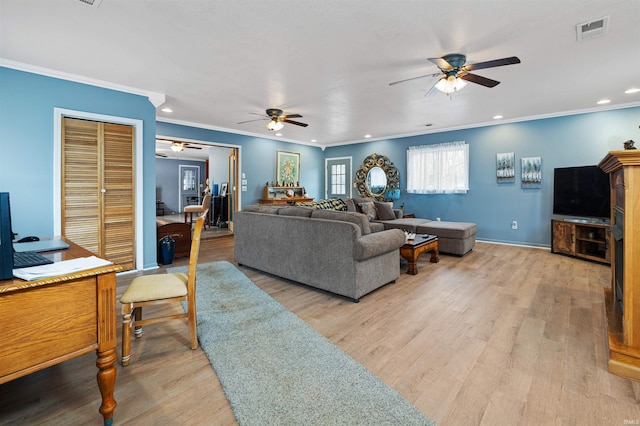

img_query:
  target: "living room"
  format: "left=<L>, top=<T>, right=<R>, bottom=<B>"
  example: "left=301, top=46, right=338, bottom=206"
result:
left=1, top=1, right=640, bottom=424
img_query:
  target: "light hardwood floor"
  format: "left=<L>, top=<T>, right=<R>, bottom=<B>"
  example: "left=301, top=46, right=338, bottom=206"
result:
left=1, top=238, right=639, bottom=425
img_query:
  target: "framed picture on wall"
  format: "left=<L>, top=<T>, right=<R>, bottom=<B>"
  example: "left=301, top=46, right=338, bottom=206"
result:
left=220, top=182, right=228, bottom=197
left=496, top=152, right=515, bottom=183
left=521, top=157, right=542, bottom=188
left=276, top=151, right=300, bottom=185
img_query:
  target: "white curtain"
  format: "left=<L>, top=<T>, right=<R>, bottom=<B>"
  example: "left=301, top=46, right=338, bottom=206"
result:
left=406, top=141, right=469, bottom=194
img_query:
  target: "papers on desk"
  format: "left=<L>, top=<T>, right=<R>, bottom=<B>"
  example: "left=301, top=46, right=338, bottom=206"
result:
left=13, top=256, right=113, bottom=281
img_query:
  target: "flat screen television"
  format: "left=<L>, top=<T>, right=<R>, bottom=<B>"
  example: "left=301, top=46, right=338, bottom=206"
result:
left=553, top=165, right=610, bottom=219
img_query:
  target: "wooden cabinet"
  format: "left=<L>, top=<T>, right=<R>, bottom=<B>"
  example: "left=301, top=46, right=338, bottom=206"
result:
left=598, top=150, right=640, bottom=381
left=551, top=219, right=610, bottom=264
left=259, top=185, right=313, bottom=205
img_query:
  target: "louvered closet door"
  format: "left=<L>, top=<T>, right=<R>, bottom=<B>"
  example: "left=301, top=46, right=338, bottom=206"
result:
left=62, top=117, right=135, bottom=270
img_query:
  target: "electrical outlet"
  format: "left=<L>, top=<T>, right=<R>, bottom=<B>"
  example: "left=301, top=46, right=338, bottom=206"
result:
left=512, top=221, right=518, bottom=230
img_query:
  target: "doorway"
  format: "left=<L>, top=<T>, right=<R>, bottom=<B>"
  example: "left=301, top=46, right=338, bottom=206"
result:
left=179, top=165, right=201, bottom=212
left=325, top=157, right=352, bottom=199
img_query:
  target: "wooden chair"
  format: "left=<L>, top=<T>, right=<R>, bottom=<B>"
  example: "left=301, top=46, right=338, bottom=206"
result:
left=184, top=194, right=211, bottom=229
left=120, top=210, right=207, bottom=366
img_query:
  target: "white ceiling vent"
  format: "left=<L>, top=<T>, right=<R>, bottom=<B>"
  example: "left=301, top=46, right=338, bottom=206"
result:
left=576, top=16, right=609, bottom=41
left=78, top=0, right=103, bottom=6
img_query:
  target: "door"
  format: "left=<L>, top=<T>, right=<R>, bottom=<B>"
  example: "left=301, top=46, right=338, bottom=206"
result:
left=179, top=165, right=200, bottom=212
left=326, top=157, right=352, bottom=199
left=62, top=117, right=135, bottom=270
left=227, top=148, right=239, bottom=231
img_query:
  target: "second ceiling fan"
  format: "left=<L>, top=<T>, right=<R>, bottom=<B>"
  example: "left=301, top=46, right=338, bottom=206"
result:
left=390, top=53, right=521, bottom=96
left=238, top=108, right=308, bottom=131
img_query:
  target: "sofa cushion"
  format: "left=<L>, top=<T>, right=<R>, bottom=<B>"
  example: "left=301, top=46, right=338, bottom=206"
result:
left=278, top=206, right=313, bottom=217
left=374, top=201, right=396, bottom=220
left=347, top=197, right=375, bottom=213
left=295, top=198, right=347, bottom=211
left=358, top=201, right=377, bottom=221
left=310, top=209, right=371, bottom=235
left=243, top=204, right=281, bottom=214
left=416, top=221, right=477, bottom=239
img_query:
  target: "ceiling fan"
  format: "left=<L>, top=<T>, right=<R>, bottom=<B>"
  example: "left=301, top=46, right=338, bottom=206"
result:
left=389, top=53, right=521, bottom=96
left=156, top=138, right=203, bottom=153
left=238, top=108, right=308, bottom=131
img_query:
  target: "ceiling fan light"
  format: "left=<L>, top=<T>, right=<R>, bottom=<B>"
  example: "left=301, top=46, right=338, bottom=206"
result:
left=266, top=120, right=284, bottom=131
left=435, top=76, right=467, bottom=95
left=171, top=142, right=184, bottom=152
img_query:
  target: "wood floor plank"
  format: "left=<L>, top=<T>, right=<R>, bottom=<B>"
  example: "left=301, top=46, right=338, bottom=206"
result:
left=1, top=238, right=640, bottom=425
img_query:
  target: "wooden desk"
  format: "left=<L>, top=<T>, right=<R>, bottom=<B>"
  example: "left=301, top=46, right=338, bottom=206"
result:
left=0, top=241, right=122, bottom=425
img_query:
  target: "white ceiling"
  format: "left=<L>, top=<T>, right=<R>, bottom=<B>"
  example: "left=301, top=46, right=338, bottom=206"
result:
left=1, top=0, right=639, bottom=149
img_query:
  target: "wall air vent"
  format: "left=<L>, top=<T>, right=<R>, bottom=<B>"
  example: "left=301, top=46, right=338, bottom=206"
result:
left=78, top=0, right=103, bottom=6
left=576, top=16, right=609, bottom=41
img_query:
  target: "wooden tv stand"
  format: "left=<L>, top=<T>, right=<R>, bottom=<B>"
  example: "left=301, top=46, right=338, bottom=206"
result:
left=551, top=219, right=610, bottom=264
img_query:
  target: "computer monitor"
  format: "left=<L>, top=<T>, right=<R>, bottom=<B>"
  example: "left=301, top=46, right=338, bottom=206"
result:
left=0, top=192, right=14, bottom=279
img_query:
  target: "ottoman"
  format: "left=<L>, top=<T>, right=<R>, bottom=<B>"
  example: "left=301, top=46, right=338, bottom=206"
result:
left=374, top=218, right=432, bottom=233
left=416, top=221, right=476, bottom=256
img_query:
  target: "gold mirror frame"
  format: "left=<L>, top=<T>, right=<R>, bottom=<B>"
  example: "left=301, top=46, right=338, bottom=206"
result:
left=355, top=153, right=400, bottom=200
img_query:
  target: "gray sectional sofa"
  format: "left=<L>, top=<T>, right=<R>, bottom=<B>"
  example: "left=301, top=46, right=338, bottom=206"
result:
left=234, top=205, right=406, bottom=302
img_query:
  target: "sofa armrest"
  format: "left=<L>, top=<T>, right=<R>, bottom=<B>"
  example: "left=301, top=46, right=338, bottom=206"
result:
left=394, top=209, right=403, bottom=219
left=354, top=229, right=405, bottom=261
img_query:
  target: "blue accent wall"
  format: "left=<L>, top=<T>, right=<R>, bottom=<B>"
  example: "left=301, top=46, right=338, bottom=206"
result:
left=324, top=108, right=640, bottom=247
left=156, top=158, right=206, bottom=214
left=0, top=67, right=158, bottom=268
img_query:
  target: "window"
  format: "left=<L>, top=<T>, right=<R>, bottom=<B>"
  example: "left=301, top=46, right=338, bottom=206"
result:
left=406, top=141, right=469, bottom=194
left=326, top=157, right=351, bottom=198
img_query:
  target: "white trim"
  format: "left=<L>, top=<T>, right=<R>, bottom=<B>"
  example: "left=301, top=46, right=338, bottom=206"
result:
left=2, top=59, right=165, bottom=107
left=156, top=134, right=242, bottom=210
left=53, top=108, right=145, bottom=271
left=324, top=156, right=352, bottom=199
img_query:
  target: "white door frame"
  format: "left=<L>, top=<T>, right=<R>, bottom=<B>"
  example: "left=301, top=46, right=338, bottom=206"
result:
left=53, top=108, right=145, bottom=271
left=325, top=156, right=353, bottom=199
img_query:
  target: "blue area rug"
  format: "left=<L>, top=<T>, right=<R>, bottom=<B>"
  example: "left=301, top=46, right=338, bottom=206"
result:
left=171, top=261, right=435, bottom=426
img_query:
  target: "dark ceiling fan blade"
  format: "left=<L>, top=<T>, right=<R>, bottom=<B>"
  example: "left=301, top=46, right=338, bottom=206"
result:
left=185, top=146, right=202, bottom=150
left=283, top=113, right=302, bottom=119
left=463, top=56, right=521, bottom=71
left=237, top=118, right=267, bottom=124
left=283, top=119, right=308, bottom=127
left=459, top=72, right=500, bottom=88
left=428, top=57, right=454, bottom=71
left=389, top=72, right=440, bottom=86
left=156, top=153, right=168, bottom=158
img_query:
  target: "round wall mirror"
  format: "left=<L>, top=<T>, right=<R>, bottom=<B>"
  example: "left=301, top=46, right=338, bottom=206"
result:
left=354, top=153, right=400, bottom=201
left=366, top=167, right=387, bottom=196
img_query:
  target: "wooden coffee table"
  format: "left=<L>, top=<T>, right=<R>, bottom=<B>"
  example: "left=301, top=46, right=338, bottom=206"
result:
left=399, top=234, right=439, bottom=275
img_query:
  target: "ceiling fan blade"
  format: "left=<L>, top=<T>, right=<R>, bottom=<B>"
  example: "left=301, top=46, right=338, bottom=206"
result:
left=283, top=119, right=308, bottom=127
left=459, top=72, right=500, bottom=88
left=428, top=57, right=454, bottom=71
left=463, top=56, right=521, bottom=71
left=156, top=153, right=168, bottom=158
left=283, top=113, right=302, bottom=119
left=237, top=118, right=267, bottom=124
left=185, top=146, right=202, bottom=150
left=389, top=72, right=440, bottom=86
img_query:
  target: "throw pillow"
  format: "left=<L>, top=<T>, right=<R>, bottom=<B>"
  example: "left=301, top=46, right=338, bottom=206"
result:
left=358, top=202, right=377, bottom=221
left=374, top=201, right=396, bottom=220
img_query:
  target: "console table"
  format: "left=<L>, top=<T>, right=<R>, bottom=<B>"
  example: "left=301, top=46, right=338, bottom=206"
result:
left=0, top=240, right=122, bottom=425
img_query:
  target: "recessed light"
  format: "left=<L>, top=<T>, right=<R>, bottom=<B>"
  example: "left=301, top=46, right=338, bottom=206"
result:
left=311, top=139, right=317, bottom=143
left=597, top=99, right=611, bottom=105
left=364, top=134, right=372, bottom=138
left=275, top=133, right=283, bottom=137
left=161, top=107, right=173, bottom=113
left=493, top=115, right=503, bottom=119
left=625, top=88, right=640, bottom=94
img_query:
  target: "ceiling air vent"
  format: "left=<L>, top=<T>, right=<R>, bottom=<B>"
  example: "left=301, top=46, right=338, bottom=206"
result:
left=78, top=0, right=103, bottom=6
left=576, top=16, right=609, bottom=41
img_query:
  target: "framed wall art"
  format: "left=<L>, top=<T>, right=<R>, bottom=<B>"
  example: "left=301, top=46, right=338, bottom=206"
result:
left=496, top=152, right=515, bottom=183
left=220, top=182, right=228, bottom=197
left=521, top=157, right=542, bottom=188
left=276, top=151, right=300, bottom=185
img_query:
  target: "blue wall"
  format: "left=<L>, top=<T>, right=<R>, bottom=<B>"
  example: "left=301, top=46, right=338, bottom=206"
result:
left=155, top=121, right=326, bottom=206
left=324, top=108, right=640, bottom=247
left=156, top=158, right=206, bottom=214
left=0, top=67, right=158, bottom=268
left=2, top=66, right=638, bottom=267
